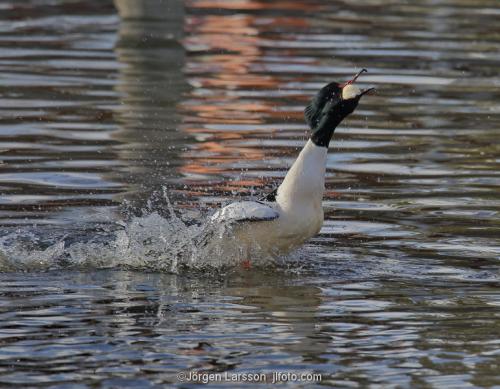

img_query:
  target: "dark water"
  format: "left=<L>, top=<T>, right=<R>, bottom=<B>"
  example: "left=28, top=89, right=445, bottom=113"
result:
left=0, top=0, right=499, bottom=387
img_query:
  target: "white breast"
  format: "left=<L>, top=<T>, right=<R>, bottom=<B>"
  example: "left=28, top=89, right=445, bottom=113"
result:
left=276, top=139, right=327, bottom=211
left=257, top=139, right=327, bottom=252
left=205, top=140, right=328, bottom=261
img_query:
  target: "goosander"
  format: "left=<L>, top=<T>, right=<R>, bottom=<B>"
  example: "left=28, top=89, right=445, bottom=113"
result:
left=205, top=69, right=374, bottom=265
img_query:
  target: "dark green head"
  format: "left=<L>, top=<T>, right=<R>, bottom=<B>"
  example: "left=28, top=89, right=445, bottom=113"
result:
left=305, top=69, right=374, bottom=147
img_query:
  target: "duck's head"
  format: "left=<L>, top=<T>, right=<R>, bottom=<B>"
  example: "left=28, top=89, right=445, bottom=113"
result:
left=305, top=69, right=374, bottom=147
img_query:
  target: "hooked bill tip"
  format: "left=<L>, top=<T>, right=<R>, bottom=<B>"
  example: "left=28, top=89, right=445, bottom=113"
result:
left=342, top=68, right=369, bottom=87
left=360, top=87, right=376, bottom=96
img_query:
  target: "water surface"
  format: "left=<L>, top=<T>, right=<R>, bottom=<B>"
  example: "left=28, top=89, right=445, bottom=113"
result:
left=0, top=0, right=499, bottom=387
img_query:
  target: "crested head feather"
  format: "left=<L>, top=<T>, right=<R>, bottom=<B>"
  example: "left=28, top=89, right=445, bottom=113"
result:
left=304, top=99, right=319, bottom=128
left=304, top=82, right=341, bottom=129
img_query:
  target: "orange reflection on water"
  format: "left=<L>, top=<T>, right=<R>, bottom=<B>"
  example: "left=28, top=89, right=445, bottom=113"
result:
left=180, top=2, right=294, bottom=183
left=179, top=134, right=269, bottom=177
left=188, top=0, right=324, bottom=12
left=179, top=0, right=317, bottom=192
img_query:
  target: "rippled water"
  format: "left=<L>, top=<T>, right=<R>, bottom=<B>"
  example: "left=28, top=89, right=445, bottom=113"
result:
left=0, top=0, right=499, bottom=387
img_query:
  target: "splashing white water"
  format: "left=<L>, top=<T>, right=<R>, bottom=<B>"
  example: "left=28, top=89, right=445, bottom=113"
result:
left=0, top=192, right=291, bottom=273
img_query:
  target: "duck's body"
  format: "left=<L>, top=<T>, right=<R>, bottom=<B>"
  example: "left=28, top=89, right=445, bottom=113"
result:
left=211, top=139, right=326, bottom=256
left=204, top=71, right=374, bottom=263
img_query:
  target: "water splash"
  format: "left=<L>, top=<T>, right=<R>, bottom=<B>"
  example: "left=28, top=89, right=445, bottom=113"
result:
left=0, top=190, right=290, bottom=273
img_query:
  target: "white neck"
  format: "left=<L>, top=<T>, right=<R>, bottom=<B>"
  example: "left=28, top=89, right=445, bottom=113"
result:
left=276, top=139, right=327, bottom=210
